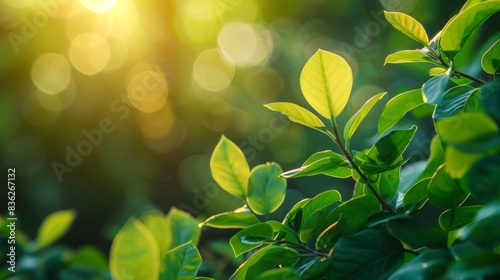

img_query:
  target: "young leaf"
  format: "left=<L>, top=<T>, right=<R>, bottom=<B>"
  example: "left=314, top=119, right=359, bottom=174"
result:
left=389, top=249, right=453, bottom=280
left=200, top=211, right=260, bottom=229
left=384, top=50, right=437, bottom=65
left=110, top=217, right=160, bottom=280
left=428, top=164, right=469, bottom=209
left=160, top=242, right=202, bottom=280
left=460, top=0, right=490, bottom=12
left=422, top=69, right=452, bottom=104
left=368, top=126, right=418, bottom=165
left=465, top=155, right=500, bottom=203
left=439, top=205, right=482, bottom=232
left=440, top=1, right=500, bottom=58
left=433, top=86, right=477, bottom=120
left=384, top=11, right=429, bottom=46
left=37, top=209, right=76, bottom=249
left=210, top=135, right=250, bottom=200
left=300, top=49, right=353, bottom=120
left=264, top=102, right=327, bottom=133
left=229, top=223, right=274, bottom=257
left=429, top=67, right=447, bottom=76
left=378, top=89, right=424, bottom=136
left=166, top=207, right=201, bottom=248
left=481, top=39, right=500, bottom=74
left=344, top=92, right=386, bottom=145
left=140, top=210, right=171, bottom=254
left=330, top=229, right=405, bottom=279
left=246, top=162, right=287, bottom=215
left=231, top=246, right=299, bottom=280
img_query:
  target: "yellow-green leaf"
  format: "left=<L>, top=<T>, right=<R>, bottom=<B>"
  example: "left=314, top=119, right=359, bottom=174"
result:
left=385, top=50, right=437, bottom=65
left=344, top=92, right=386, bottom=145
left=37, top=209, right=76, bottom=249
left=378, top=89, right=424, bottom=136
left=300, top=49, right=353, bottom=120
left=140, top=210, right=171, bottom=254
left=384, top=11, right=429, bottom=46
left=210, top=135, right=250, bottom=200
left=482, top=39, right=500, bottom=74
left=264, top=102, right=327, bottom=133
left=110, top=217, right=160, bottom=280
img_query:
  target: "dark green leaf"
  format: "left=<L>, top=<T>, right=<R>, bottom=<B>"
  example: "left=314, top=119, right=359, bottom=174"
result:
left=434, top=85, right=477, bottom=120
left=316, top=215, right=347, bottom=250
left=257, top=268, right=300, bottom=280
left=378, top=89, right=424, bottom=136
left=299, top=257, right=334, bottom=279
left=439, top=205, right=482, bottom=232
left=283, top=199, right=309, bottom=230
left=330, top=229, right=405, bottom=280
left=428, top=165, right=469, bottom=209
left=247, top=162, right=287, bottom=215
left=389, top=249, right=453, bottom=280
left=461, top=201, right=500, bottom=246
left=325, top=195, right=381, bottom=235
left=368, top=126, right=417, bottom=164
left=422, top=70, right=451, bottom=104
left=299, top=208, right=328, bottom=243
left=160, top=242, right=202, bottom=280
left=200, top=211, right=260, bottom=229
left=448, top=249, right=500, bottom=279
left=481, top=81, right=500, bottom=124
left=466, top=155, right=500, bottom=203
left=403, top=178, right=431, bottom=210
left=230, top=246, right=299, bottom=280
left=482, top=39, right=500, bottom=74
left=230, top=223, right=274, bottom=257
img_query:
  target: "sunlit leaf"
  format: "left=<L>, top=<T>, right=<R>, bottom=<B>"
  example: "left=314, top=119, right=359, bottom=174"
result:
left=247, top=162, right=287, bottom=215
left=384, top=11, right=429, bottom=46
left=460, top=0, right=490, bottom=12
left=368, top=126, right=417, bottom=164
left=344, top=92, right=386, bottom=145
left=330, top=229, right=405, bottom=279
left=282, top=151, right=351, bottom=179
left=37, top=209, right=76, bottom=249
left=481, top=39, right=500, bottom=74
left=389, top=249, right=453, bottom=280
left=166, top=207, right=201, bottom=248
left=465, top=155, right=500, bottom=203
left=231, top=246, right=299, bottom=280
left=384, top=50, right=437, bottom=65
left=422, top=69, right=452, bottom=104
left=439, top=205, right=482, bottom=232
left=230, top=223, right=274, bottom=257
left=110, top=218, right=159, bottom=280
left=200, top=211, right=260, bottom=229
left=444, top=146, right=484, bottom=178
left=434, top=86, right=477, bottom=119
left=316, top=215, right=347, bottom=250
left=140, top=210, right=171, bottom=254
left=378, top=89, right=424, bottom=136
left=428, top=164, right=469, bottom=209
left=403, top=178, right=431, bottom=210
left=258, top=268, right=300, bottom=280
left=210, top=135, right=250, bottom=200
left=300, top=49, right=353, bottom=120
left=300, top=190, right=342, bottom=226
left=160, top=242, right=202, bottom=280
left=429, top=67, right=447, bottom=76
left=264, top=102, right=327, bottom=133
left=440, top=1, right=500, bottom=58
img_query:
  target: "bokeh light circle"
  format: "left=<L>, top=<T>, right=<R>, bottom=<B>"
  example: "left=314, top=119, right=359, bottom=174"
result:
left=69, top=32, right=110, bottom=75
left=31, top=53, right=72, bottom=95
left=193, top=49, right=235, bottom=92
left=127, top=71, right=168, bottom=113
left=80, top=0, right=117, bottom=13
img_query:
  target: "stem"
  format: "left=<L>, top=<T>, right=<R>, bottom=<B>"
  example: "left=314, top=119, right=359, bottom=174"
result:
left=276, top=241, right=330, bottom=258
left=454, top=71, right=486, bottom=85
left=404, top=248, right=420, bottom=255
left=331, top=126, right=397, bottom=214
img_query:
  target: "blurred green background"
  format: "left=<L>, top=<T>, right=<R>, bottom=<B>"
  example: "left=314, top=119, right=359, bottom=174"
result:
left=0, top=0, right=497, bottom=261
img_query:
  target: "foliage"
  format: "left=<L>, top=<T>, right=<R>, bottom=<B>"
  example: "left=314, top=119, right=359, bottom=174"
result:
left=109, top=1, right=500, bottom=279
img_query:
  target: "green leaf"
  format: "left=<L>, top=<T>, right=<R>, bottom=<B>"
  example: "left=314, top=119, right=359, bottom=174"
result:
left=481, top=81, right=500, bottom=124
left=299, top=208, right=328, bottom=243
left=283, top=199, right=310, bottom=230
left=436, top=112, right=500, bottom=152
left=166, top=207, right=201, bottom=248
left=389, top=249, right=453, bottom=280
left=282, top=151, right=351, bottom=179
left=247, top=162, right=287, bottom=215
left=300, top=190, right=342, bottom=226
left=326, top=195, right=381, bottom=235
left=354, top=151, right=408, bottom=176
left=300, top=49, right=353, bottom=119
left=434, top=86, right=477, bottom=120
left=231, top=246, right=299, bottom=280
left=299, top=257, right=334, bottom=279
left=210, top=135, right=250, bottom=200
left=200, top=211, right=260, bottom=229
left=37, top=209, right=76, bottom=249
left=460, top=0, right=491, bottom=12
left=444, top=146, right=484, bottom=178
left=429, top=67, right=447, bottom=76
left=264, top=102, right=327, bottom=133
left=344, top=92, right=386, bottom=145
left=160, top=242, right=202, bottom=280
left=368, top=126, right=417, bottom=164
left=70, top=246, right=108, bottom=271
left=482, top=39, right=500, bottom=74
left=110, top=217, right=159, bottom=280
left=330, top=229, right=405, bottom=279
left=258, top=268, right=300, bottom=280
left=422, top=70, right=452, bottom=104
left=230, top=223, right=274, bottom=257
left=384, top=50, right=437, bottom=65
left=428, top=164, right=469, bottom=209
left=378, top=89, right=424, bottom=136
left=465, top=155, right=500, bottom=203
left=440, top=1, right=500, bottom=58
left=140, top=210, right=171, bottom=254
left=316, top=215, right=347, bottom=250
left=384, top=11, right=429, bottom=46
left=402, top=178, right=431, bottom=210
left=461, top=201, right=500, bottom=246
left=439, top=205, right=482, bottom=232
left=448, top=244, right=500, bottom=279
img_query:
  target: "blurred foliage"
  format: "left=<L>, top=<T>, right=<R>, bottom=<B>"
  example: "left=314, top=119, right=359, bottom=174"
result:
left=0, top=0, right=499, bottom=278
